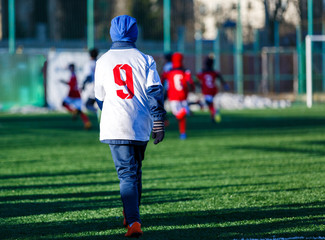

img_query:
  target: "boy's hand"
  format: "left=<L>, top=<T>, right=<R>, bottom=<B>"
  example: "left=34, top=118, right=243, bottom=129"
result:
left=152, top=121, right=165, bottom=144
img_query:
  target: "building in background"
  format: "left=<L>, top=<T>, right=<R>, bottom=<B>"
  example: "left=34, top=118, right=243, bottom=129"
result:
left=195, top=0, right=302, bottom=45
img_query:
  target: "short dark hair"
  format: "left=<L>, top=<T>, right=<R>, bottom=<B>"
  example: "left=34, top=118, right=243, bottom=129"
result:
left=89, top=48, right=99, bottom=59
left=164, top=52, right=172, bottom=62
left=205, top=56, right=214, bottom=70
left=68, top=63, right=75, bottom=71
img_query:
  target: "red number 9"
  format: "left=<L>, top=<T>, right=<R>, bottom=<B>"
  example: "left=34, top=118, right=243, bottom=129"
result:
left=113, top=64, right=134, bottom=99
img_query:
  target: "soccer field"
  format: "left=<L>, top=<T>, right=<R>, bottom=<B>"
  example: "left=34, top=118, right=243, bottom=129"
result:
left=1, top=105, right=325, bottom=240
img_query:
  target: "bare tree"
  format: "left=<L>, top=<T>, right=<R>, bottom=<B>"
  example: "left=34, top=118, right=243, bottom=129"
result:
left=262, top=0, right=296, bottom=45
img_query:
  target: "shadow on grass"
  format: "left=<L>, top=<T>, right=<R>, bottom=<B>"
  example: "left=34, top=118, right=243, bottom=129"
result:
left=0, top=170, right=111, bottom=180
left=1, top=201, right=324, bottom=240
left=227, top=145, right=325, bottom=157
left=1, top=112, right=325, bottom=139
left=305, top=140, right=325, bottom=145
left=0, top=189, right=194, bottom=218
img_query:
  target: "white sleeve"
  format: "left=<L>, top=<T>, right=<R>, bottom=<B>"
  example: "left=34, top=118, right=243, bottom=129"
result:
left=146, top=56, right=162, bottom=88
left=94, top=63, right=105, bottom=101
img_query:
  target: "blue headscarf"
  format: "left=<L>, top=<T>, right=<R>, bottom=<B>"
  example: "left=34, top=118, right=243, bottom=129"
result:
left=110, top=15, right=138, bottom=43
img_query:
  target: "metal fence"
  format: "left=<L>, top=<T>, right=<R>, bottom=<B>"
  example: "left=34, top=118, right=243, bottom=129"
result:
left=0, top=0, right=325, bottom=111
left=0, top=53, right=45, bottom=110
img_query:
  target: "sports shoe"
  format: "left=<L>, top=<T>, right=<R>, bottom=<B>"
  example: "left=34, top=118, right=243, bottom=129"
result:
left=84, top=121, right=92, bottom=130
left=214, top=113, right=221, bottom=123
left=180, top=133, right=187, bottom=140
left=125, top=222, right=143, bottom=238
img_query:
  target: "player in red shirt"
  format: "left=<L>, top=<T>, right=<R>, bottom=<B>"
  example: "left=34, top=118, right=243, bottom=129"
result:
left=61, top=64, right=91, bottom=129
left=163, top=52, right=195, bottom=139
left=196, top=56, right=229, bottom=123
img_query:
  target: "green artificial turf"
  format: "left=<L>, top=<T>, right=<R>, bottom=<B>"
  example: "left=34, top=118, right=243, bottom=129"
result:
left=0, top=105, right=325, bottom=239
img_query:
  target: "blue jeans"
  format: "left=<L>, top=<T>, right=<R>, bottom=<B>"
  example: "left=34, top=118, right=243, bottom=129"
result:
left=109, top=143, right=147, bottom=225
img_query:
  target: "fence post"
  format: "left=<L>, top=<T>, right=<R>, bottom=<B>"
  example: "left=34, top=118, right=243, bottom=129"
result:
left=254, top=29, right=259, bottom=92
left=308, top=0, right=313, bottom=36
left=195, top=30, right=202, bottom=73
left=213, top=28, right=221, bottom=71
left=177, top=26, right=185, bottom=53
left=274, top=21, right=280, bottom=93
left=9, top=0, right=15, bottom=54
left=163, top=0, right=171, bottom=53
left=307, top=0, right=313, bottom=102
left=296, top=25, right=303, bottom=94
left=306, top=36, right=312, bottom=108
left=87, top=0, right=94, bottom=50
left=322, top=16, right=325, bottom=92
left=235, top=0, right=243, bottom=94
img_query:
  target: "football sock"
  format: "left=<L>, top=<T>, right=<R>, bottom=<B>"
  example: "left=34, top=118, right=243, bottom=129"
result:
left=208, top=104, right=215, bottom=118
left=179, top=118, right=186, bottom=135
left=80, top=112, right=90, bottom=124
left=176, top=108, right=187, bottom=120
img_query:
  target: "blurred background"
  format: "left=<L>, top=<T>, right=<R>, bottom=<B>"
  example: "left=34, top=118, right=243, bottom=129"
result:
left=0, top=0, right=324, bottom=111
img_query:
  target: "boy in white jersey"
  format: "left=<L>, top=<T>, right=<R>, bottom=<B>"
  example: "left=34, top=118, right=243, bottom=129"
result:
left=94, top=15, right=166, bottom=238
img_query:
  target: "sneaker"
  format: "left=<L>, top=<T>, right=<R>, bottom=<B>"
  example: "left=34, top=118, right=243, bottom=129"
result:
left=84, top=121, right=92, bottom=130
left=214, top=113, right=221, bottom=123
left=125, top=222, right=143, bottom=238
left=180, top=133, right=187, bottom=140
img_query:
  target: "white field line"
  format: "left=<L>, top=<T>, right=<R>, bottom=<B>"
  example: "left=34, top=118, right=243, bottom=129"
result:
left=235, top=237, right=325, bottom=240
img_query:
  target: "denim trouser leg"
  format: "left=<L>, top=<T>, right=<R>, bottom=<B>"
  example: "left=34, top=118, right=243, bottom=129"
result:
left=109, top=144, right=147, bottom=225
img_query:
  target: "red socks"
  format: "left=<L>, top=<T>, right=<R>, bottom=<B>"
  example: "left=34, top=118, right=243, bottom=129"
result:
left=208, top=104, right=215, bottom=118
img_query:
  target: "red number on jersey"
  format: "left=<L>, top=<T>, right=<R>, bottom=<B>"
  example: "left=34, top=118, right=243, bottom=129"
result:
left=113, top=64, right=134, bottom=99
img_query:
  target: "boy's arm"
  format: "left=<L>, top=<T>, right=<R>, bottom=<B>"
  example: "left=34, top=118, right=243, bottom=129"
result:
left=82, top=75, right=92, bottom=90
left=185, top=70, right=195, bottom=92
left=146, top=58, right=166, bottom=144
left=194, top=73, right=202, bottom=89
left=60, top=79, right=68, bottom=85
left=147, top=84, right=166, bottom=145
left=216, top=71, right=230, bottom=91
left=94, top=64, right=105, bottom=111
left=147, top=84, right=166, bottom=121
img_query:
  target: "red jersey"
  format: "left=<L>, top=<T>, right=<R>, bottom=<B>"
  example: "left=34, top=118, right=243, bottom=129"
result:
left=196, top=71, right=221, bottom=96
left=68, top=74, right=81, bottom=98
left=163, top=69, right=194, bottom=101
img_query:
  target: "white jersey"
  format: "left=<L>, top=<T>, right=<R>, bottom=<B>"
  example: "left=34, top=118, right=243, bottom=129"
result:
left=84, top=60, right=96, bottom=99
left=95, top=48, right=162, bottom=142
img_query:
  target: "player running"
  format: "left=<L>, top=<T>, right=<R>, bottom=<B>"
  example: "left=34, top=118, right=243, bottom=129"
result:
left=162, top=52, right=195, bottom=140
left=196, top=56, right=229, bottom=123
left=60, top=63, right=91, bottom=129
left=82, top=48, right=99, bottom=114
left=94, top=15, right=166, bottom=238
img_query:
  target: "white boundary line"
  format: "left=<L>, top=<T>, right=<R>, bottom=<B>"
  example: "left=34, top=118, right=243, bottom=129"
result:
left=235, top=237, right=325, bottom=240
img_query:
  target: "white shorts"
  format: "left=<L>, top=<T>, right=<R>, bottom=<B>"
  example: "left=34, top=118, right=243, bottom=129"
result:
left=63, top=97, right=82, bottom=110
left=169, top=100, right=189, bottom=116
